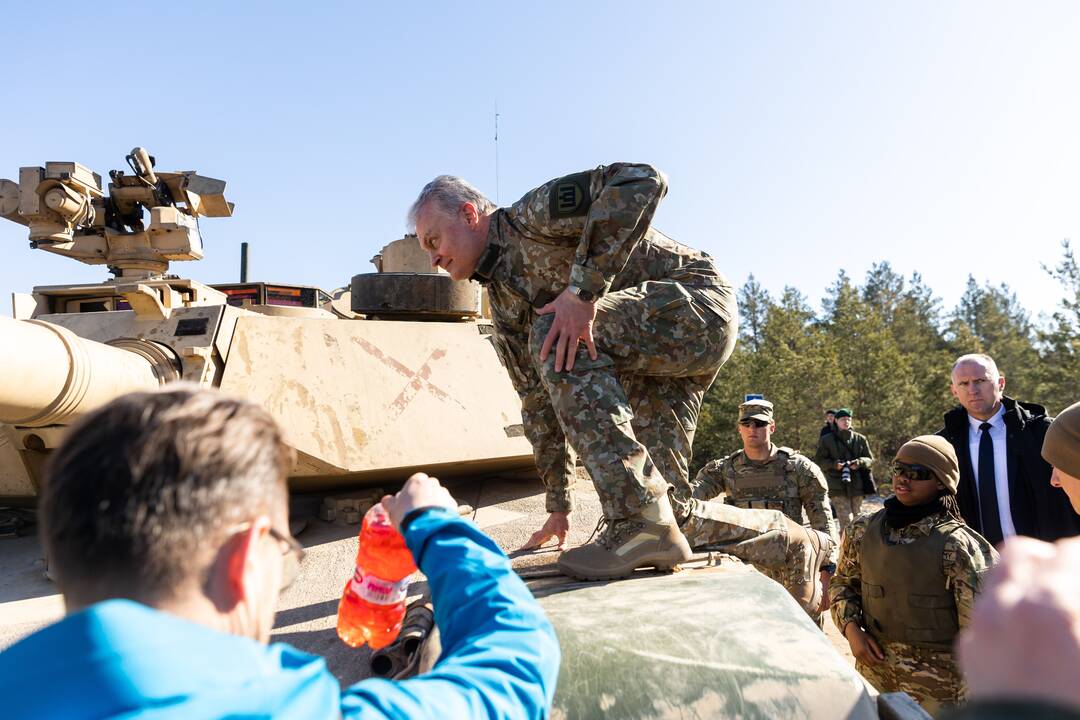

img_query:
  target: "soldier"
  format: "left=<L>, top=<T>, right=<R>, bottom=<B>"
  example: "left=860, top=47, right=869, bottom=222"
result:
left=829, top=435, right=997, bottom=715
left=815, top=408, right=874, bottom=532
left=692, top=398, right=840, bottom=619
left=1043, top=399, right=1080, bottom=516
left=407, top=165, right=831, bottom=605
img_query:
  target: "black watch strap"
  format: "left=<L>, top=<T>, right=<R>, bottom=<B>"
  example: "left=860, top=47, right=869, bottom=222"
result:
left=568, top=285, right=595, bottom=302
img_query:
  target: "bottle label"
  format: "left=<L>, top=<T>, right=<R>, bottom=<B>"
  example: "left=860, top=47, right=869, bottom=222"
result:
left=350, top=567, right=410, bottom=605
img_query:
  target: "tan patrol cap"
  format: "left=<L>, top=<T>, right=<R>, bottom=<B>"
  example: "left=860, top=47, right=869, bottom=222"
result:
left=1043, top=400, right=1080, bottom=478
left=739, top=399, right=774, bottom=422
left=895, top=435, right=959, bottom=494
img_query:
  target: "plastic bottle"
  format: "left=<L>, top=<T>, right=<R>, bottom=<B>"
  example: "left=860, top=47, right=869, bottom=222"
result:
left=337, top=502, right=418, bottom=649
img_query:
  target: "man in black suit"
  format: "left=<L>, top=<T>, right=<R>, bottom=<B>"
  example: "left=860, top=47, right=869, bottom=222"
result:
left=938, top=353, right=1080, bottom=544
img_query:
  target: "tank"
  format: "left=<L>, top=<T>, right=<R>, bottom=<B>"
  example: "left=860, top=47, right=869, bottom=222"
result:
left=0, top=150, right=928, bottom=720
left=0, top=148, right=534, bottom=504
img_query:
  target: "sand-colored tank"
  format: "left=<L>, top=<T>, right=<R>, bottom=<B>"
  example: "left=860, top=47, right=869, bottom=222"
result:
left=0, top=150, right=929, bottom=720
left=0, top=149, right=533, bottom=503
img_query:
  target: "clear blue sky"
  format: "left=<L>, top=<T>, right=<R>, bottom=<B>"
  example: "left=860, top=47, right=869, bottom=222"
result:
left=3, top=2, right=1078, bottom=323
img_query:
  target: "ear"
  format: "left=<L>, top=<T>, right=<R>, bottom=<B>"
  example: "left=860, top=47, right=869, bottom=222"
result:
left=209, top=518, right=271, bottom=610
left=768, top=422, right=777, bottom=433
left=460, top=201, right=478, bottom=227
left=950, top=383, right=960, bottom=400
left=997, top=374, right=1006, bottom=392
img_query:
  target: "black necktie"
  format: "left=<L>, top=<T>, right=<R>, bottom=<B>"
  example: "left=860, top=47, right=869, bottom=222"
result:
left=978, top=421, right=1004, bottom=545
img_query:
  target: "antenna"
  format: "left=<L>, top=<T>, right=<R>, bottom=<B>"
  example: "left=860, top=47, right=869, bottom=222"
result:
left=494, top=100, right=500, bottom=205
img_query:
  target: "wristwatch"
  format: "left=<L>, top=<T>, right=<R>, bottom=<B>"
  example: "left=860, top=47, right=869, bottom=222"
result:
left=822, top=562, right=837, bottom=574
left=567, top=284, right=596, bottom=302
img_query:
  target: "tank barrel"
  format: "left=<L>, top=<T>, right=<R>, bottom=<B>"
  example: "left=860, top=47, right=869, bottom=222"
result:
left=0, top=316, right=165, bottom=427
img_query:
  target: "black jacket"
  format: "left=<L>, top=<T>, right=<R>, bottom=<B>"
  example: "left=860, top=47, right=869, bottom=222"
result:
left=938, top=396, right=1080, bottom=543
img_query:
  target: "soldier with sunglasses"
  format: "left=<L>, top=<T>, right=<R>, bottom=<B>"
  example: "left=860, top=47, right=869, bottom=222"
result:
left=691, top=399, right=840, bottom=621
left=829, top=435, right=998, bottom=715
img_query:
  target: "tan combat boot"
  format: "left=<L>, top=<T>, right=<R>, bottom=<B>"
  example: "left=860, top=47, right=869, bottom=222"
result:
left=557, top=493, right=693, bottom=581
left=782, top=517, right=833, bottom=612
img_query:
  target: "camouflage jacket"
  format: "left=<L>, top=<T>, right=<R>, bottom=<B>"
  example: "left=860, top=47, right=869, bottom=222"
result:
left=474, top=164, right=729, bottom=513
left=829, top=509, right=998, bottom=638
left=691, top=444, right=840, bottom=564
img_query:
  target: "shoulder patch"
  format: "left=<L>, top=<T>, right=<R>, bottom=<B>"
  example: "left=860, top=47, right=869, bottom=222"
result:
left=549, top=171, right=592, bottom=218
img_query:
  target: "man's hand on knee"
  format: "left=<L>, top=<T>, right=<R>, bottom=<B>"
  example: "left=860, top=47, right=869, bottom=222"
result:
left=520, top=512, right=570, bottom=550
left=537, top=289, right=598, bottom=372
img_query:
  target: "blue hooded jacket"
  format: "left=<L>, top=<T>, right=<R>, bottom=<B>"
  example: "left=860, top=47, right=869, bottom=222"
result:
left=0, top=507, right=559, bottom=719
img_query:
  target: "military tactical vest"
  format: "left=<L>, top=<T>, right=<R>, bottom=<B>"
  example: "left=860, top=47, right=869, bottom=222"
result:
left=860, top=511, right=962, bottom=650
left=723, top=448, right=802, bottom=521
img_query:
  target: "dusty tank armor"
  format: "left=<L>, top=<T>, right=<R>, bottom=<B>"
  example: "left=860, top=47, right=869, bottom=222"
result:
left=0, top=149, right=533, bottom=503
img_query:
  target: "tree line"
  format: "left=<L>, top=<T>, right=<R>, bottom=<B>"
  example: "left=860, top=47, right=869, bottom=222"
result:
left=690, top=240, right=1080, bottom=483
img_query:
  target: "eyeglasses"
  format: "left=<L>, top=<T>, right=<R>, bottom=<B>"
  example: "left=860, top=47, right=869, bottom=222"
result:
left=228, top=522, right=307, bottom=590
left=739, top=419, right=769, bottom=428
left=269, top=526, right=307, bottom=590
left=891, top=462, right=936, bottom=482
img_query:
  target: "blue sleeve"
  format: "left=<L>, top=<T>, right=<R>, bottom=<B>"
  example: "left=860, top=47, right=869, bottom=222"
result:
left=339, top=507, right=560, bottom=719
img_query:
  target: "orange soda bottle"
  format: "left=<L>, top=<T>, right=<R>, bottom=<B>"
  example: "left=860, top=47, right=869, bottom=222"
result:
left=336, top=502, right=418, bottom=649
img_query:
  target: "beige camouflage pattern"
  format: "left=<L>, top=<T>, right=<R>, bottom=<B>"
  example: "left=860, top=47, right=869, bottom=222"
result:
left=680, top=499, right=833, bottom=618
left=832, top=494, right=865, bottom=533
left=691, top=444, right=840, bottom=563
left=679, top=499, right=790, bottom=569
left=856, top=643, right=963, bottom=716
left=830, top=510, right=998, bottom=714
left=478, top=163, right=736, bottom=517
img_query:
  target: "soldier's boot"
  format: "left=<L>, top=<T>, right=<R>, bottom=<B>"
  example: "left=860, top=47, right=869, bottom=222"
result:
left=557, top=493, right=692, bottom=581
left=782, top=517, right=833, bottom=613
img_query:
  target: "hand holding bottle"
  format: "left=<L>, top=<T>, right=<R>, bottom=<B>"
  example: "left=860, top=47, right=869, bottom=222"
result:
left=382, top=472, right=458, bottom=529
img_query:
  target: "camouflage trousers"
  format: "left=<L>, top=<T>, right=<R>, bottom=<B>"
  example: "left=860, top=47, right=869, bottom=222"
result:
left=530, top=280, right=737, bottom=518
left=831, top=494, right=864, bottom=534
left=681, top=499, right=824, bottom=618
left=762, top=565, right=823, bottom=625
left=856, top=641, right=963, bottom=716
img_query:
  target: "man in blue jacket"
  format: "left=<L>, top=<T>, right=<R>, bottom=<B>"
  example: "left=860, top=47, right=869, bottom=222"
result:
left=0, top=385, right=559, bottom=719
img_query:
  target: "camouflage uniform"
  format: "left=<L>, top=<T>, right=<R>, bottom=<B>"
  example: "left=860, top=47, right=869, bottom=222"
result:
left=692, top=444, right=841, bottom=618
left=474, top=163, right=803, bottom=573
left=829, top=509, right=997, bottom=715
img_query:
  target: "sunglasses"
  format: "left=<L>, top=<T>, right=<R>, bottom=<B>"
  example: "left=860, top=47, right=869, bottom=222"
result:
left=891, top=462, right=936, bottom=482
left=739, top=419, right=769, bottom=428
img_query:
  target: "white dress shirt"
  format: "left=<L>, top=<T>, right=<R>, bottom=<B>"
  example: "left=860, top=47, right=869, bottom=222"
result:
left=967, top=405, right=1016, bottom=539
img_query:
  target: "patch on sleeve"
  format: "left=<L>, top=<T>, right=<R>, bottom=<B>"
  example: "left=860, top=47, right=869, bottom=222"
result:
left=549, top=172, right=592, bottom=218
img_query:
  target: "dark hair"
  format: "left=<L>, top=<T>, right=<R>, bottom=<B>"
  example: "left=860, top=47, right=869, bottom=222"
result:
left=939, top=493, right=965, bottom=524
left=41, top=385, right=292, bottom=606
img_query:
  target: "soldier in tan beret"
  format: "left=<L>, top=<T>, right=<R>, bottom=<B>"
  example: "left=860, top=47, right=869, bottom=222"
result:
left=830, top=435, right=998, bottom=715
left=1043, top=400, right=1080, bottom=515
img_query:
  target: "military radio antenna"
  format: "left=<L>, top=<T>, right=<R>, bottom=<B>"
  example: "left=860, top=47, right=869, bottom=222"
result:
left=494, top=100, right=501, bottom=205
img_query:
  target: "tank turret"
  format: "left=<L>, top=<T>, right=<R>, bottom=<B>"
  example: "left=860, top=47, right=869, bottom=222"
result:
left=0, top=150, right=534, bottom=503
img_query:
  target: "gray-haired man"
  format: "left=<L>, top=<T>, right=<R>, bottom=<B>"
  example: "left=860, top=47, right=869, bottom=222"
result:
left=408, top=166, right=831, bottom=608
